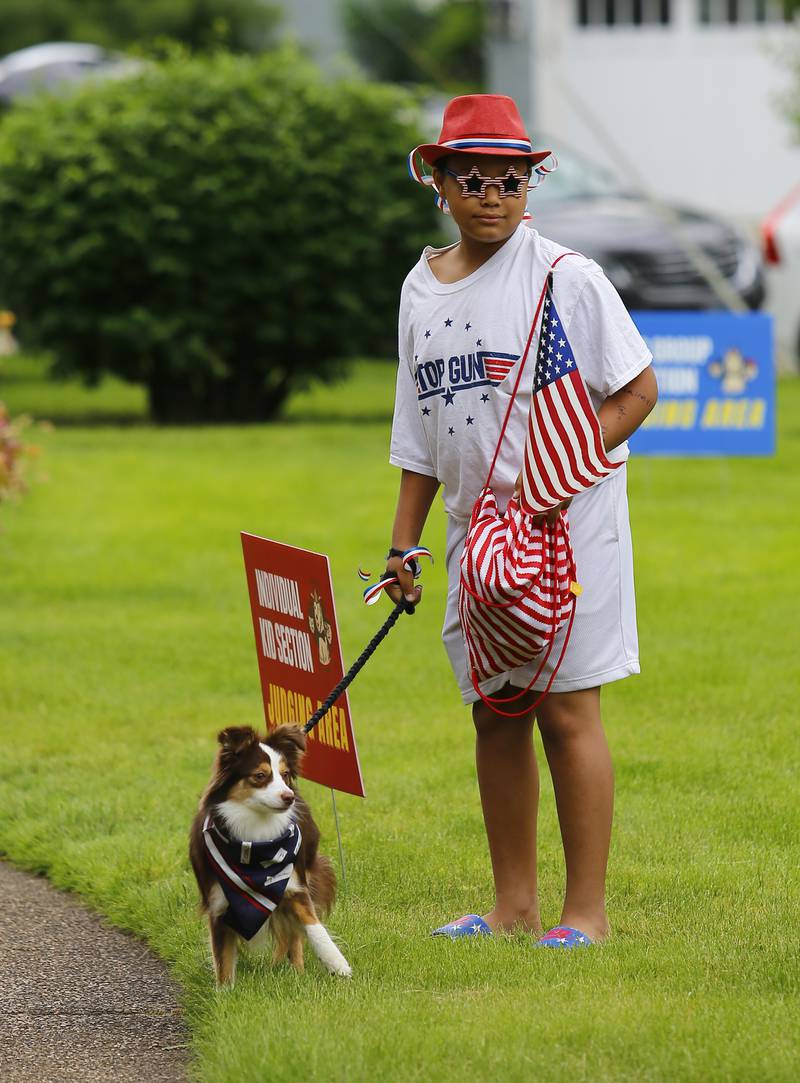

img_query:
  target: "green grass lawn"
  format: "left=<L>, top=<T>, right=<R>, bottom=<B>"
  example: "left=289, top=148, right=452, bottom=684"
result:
left=1, top=360, right=799, bottom=1082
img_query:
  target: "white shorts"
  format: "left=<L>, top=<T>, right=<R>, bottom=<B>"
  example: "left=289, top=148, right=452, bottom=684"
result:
left=442, top=465, right=640, bottom=704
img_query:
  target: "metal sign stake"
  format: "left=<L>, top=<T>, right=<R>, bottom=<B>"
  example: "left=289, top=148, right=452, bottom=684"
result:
left=330, top=788, right=347, bottom=892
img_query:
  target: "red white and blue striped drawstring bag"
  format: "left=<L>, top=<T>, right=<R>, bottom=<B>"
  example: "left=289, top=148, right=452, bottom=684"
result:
left=458, top=252, right=625, bottom=716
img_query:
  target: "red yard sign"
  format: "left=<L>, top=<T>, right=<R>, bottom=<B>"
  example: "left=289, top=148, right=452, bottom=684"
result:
left=241, top=533, right=365, bottom=798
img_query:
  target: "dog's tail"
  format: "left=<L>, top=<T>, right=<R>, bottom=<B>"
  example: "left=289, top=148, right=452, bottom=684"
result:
left=308, top=853, right=337, bottom=918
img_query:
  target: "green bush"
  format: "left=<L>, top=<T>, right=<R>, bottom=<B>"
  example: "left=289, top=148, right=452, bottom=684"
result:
left=0, top=50, right=440, bottom=421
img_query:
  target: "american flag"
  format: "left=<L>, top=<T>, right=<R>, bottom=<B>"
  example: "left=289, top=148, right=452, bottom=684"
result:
left=519, top=276, right=622, bottom=515
left=483, top=355, right=516, bottom=383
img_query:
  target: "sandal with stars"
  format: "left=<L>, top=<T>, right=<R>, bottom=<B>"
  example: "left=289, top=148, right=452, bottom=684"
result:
left=535, top=925, right=593, bottom=948
left=431, top=914, right=493, bottom=939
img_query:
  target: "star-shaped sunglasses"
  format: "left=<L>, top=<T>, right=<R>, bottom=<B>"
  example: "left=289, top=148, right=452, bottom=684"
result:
left=443, top=164, right=534, bottom=200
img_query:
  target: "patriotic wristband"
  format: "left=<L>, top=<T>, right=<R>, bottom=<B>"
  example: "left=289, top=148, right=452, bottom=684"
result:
left=361, top=546, right=434, bottom=606
left=399, top=545, right=433, bottom=573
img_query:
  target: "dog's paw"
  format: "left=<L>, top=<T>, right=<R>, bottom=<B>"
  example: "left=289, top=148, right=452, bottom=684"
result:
left=331, top=959, right=352, bottom=978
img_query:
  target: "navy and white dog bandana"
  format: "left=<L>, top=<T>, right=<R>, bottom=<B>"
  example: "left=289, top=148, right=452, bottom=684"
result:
left=202, top=814, right=302, bottom=940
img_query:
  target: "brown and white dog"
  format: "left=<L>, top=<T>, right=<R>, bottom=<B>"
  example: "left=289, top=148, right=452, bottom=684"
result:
left=189, top=723, right=351, bottom=985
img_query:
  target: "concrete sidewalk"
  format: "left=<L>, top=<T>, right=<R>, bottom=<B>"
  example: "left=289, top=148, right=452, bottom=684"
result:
left=0, top=861, right=188, bottom=1082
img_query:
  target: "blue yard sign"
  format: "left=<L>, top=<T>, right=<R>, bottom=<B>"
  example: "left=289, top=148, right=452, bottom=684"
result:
left=628, top=311, right=775, bottom=456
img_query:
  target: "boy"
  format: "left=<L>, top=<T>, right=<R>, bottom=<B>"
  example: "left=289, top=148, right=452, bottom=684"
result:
left=386, top=95, right=658, bottom=946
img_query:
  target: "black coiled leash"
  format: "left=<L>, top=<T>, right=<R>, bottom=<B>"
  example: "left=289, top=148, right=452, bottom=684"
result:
left=303, top=597, right=415, bottom=734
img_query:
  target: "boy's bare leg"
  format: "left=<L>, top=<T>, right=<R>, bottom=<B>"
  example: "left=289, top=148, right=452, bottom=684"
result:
left=536, top=687, right=613, bottom=942
left=473, top=688, right=542, bottom=933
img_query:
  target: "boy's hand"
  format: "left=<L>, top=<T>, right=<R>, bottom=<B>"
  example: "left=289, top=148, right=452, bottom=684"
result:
left=513, top=471, right=571, bottom=524
left=384, top=555, right=422, bottom=609
left=385, top=470, right=439, bottom=611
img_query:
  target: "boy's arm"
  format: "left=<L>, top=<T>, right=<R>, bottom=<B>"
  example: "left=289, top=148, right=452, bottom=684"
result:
left=514, top=363, right=658, bottom=521
left=385, top=468, right=440, bottom=606
left=597, top=363, right=658, bottom=451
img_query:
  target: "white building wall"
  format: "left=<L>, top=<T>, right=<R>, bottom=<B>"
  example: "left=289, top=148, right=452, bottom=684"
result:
left=527, top=0, right=800, bottom=223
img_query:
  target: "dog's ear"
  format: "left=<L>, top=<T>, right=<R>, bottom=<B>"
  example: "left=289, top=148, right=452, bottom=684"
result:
left=216, top=726, right=259, bottom=761
left=200, top=726, right=261, bottom=807
left=266, top=724, right=307, bottom=773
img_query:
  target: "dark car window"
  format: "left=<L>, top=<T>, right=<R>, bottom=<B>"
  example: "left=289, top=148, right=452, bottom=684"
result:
left=534, top=144, right=628, bottom=204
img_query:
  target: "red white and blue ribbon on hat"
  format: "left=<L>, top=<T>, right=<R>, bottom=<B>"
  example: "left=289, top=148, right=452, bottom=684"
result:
left=440, top=137, right=534, bottom=153
left=407, top=150, right=448, bottom=212
left=361, top=546, right=433, bottom=606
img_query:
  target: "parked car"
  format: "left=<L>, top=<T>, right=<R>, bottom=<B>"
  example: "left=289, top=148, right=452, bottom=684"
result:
left=528, top=142, right=766, bottom=313
left=761, top=184, right=800, bottom=372
left=0, top=42, right=141, bottom=104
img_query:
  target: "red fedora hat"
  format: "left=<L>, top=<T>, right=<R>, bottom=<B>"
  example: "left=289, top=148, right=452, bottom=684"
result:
left=410, top=94, right=551, bottom=170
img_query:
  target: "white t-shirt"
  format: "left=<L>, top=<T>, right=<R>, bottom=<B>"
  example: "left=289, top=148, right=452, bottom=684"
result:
left=389, top=224, right=652, bottom=521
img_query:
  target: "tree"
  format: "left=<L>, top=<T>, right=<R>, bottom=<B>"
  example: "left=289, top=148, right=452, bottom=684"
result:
left=343, top=0, right=485, bottom=92
left=0, top=0, right=279, bottom=59
left=0, top=50, right=440, bottom=422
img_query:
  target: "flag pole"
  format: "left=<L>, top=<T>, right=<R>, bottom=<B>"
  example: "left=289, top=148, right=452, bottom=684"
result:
left=330, top=788, right=347, bottom=892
